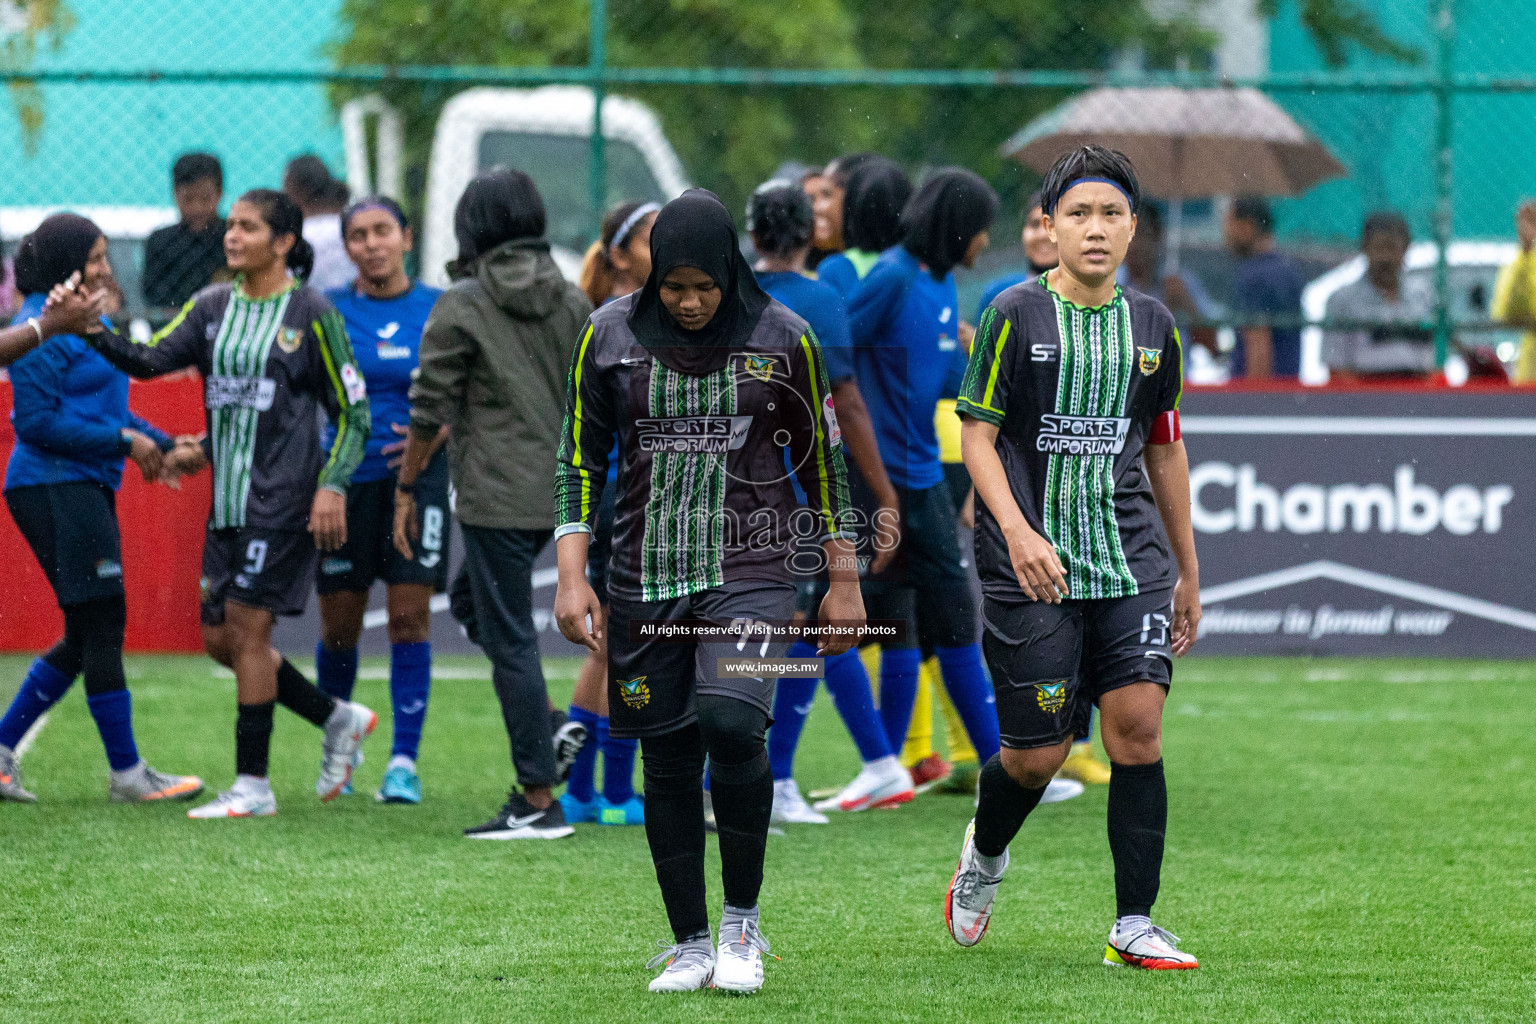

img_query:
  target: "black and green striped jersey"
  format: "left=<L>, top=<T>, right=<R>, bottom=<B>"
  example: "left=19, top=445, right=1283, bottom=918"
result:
left=555, top=294, right=853, bottom=603
left=85, top=281, right=370, bottom=531
left=957, top=276, right=1183, bottom=601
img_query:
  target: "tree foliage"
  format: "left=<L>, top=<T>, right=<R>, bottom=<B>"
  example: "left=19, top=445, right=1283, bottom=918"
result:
left=334, top=0, right=1414, bottom=231
left=1255, top=0, right=1421, bottom=67
left=1, top=0, right=75, bottom=153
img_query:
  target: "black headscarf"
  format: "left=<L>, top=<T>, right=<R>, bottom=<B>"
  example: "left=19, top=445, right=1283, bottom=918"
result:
left=453, top=169, right=548, bottom=271
left=13, top=213, right=103, bottom=295
left=628, top=189, right=770, bottom=376
left=842, top=158, right=912, bottom=253
left=900, top=168, right=999, bottom=279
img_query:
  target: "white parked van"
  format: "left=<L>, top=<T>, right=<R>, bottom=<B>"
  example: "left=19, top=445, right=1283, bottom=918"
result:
left=359, top=86, right=689, bottom=287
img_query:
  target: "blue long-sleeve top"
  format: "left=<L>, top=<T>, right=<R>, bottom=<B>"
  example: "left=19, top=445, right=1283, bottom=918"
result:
left=5, top=293, right=172, bottom=492
left=845, top=246, right=962, bottom=490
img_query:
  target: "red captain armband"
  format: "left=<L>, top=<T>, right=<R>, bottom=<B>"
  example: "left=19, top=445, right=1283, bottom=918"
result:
left=1148, top=410, right=1181, bottom=445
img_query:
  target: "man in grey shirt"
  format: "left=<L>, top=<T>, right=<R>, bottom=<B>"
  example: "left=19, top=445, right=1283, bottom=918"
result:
left=1322, top=212, right=1436, bottom=379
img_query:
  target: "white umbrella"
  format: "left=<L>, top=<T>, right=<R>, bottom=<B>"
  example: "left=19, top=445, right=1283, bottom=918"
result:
left=1001, top=87, right=1345, bottom=271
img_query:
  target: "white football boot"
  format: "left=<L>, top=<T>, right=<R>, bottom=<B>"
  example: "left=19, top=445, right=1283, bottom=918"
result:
left=1104, top=919, right=1199, bottom=969
left=771, top=778, right=829, bottom=824
left=187, top=777, right=277, bottom=819
left=316, top=701, right=377, bottom=801
left=646, top=938, right=715, bottom=993
left=811, top=755, right=914, bottom=813
left=713, top=917, right=773, bottom=995
left=945, top=819, right=1005, bottom=947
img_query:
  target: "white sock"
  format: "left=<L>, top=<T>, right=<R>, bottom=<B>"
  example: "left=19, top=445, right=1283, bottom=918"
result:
left=868, top=754, right=904, bottom=773
left=233, top=773, right=271, bottom=794
left=387, top=754, right=416, bottom=774
left=974, top=847, right=1008, bottom=878
left=1114, top=914, right=1152, bottom=937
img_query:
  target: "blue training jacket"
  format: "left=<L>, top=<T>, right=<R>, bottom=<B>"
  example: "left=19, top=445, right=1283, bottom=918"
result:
left=5, top=293, right=171, bottom=492
left=846, top=246, right=965, bottom=491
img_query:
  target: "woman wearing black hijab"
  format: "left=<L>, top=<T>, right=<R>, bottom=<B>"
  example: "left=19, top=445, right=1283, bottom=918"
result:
left=0, top=213, right=204, bottom=804
left=395, top=168, right=594, bottom=839
left=553, top=189, right=862, bottom=995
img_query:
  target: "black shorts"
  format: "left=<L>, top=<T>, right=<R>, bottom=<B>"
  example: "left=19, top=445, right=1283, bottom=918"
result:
left=201, top=526, right=316, bottom=625
left=587, top=481, right=617, bottom=606
left=605, top=580, right=796, bottom=739
left=6, top=481, right=125, bottom=606
left=317, top=450, right=450, bottom=595
left=983, top=586, right=1174, bottom=750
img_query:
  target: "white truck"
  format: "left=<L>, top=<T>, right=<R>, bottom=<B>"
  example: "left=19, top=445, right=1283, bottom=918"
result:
left=346, top=86, right=690, bottom=286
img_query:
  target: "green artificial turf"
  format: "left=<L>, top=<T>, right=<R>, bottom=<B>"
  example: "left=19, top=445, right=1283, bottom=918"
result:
left=0, top=655, right=1531, bottom=1022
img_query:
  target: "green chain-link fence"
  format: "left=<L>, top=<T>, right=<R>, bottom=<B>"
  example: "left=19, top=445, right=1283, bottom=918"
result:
left=2, top=0, right=1533, bottom=378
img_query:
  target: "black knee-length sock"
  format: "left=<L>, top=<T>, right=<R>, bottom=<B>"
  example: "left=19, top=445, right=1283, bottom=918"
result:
left=709, top=749, right=773, bottom=910
left=276, top=658, right=336, bottom=727
left=236, top=700, right=275, bottom=777
left=1107, top=759, right=1167, bottom=918
left=972, top=754, right=1047, bottom=858
left=641, top=727, right=710, bottom=943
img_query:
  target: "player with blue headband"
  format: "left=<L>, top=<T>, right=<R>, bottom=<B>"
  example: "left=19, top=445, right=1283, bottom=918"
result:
left=945, top=144, right=1203, bottom=971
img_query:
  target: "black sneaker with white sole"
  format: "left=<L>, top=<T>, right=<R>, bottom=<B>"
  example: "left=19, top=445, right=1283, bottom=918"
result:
left=464, top=790, right=575, bottom=840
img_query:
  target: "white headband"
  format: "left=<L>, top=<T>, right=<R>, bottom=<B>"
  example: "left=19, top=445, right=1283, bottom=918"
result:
left=611, top=202, right=660, bottom=251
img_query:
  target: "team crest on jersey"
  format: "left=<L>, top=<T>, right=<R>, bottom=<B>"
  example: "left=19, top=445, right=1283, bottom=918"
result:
left=618, top=676, right=651, bottom=709
left=276, top=327, right=303, bottom=354
left=1034, top=681, right=1068, bottom=714
left=741, top=354, right=777, bottom=383
left=1137, top=347, right=1161, bottom=376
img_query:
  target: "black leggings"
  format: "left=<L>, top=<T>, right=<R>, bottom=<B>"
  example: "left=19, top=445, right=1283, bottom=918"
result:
left=641, top=695, right=774, bottom=942
left=43, top=595, right=128, bottom=697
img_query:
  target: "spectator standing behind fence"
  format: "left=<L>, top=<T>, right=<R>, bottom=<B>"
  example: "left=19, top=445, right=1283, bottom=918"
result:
left=142, top=153, right=228, bottom=321
left=1490, top=199, right=1536, bottom=383
left=1322, top=212, right=1436, bottom=382
left=1225, top=196, right=1304, bottom=380
left=393, top=169, right=593, bottom=840
left=284, top=155, right=354, bottom=293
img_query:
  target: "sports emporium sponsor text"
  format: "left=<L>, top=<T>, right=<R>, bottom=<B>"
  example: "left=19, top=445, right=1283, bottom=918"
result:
left=635, top=415, right=754, bottom=454
left=1036, top=414, right=1130, bottom=455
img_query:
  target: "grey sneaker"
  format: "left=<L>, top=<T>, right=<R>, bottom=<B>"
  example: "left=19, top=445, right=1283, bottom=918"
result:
left=646, top=938, right=715, bottom=992
left=0, top=746, right=36, bottom=803
left=109, top=762, right=204, bottom=802
left=317, top=701, right=377, bottom=802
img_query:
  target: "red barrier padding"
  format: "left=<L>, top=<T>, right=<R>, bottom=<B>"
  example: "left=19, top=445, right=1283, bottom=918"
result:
left=0, top=372, right=208, bottom=653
